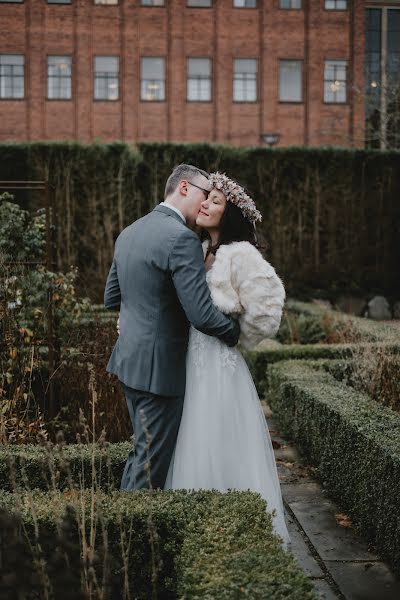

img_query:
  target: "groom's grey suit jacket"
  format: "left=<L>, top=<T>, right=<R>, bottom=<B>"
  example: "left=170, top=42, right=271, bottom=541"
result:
left=104, top=204, right=240, bottom=397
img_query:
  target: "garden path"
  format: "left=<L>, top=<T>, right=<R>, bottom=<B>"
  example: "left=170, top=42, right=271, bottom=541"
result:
left=264, top=402, right=400, bottom=600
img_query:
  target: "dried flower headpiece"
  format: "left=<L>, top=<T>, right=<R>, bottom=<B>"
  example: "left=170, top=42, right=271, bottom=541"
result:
left=209, top=172, right=262, bottom=224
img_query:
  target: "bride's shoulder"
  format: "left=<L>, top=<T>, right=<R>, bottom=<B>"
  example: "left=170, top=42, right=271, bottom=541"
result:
left=220, top=242, right=276, bottom=274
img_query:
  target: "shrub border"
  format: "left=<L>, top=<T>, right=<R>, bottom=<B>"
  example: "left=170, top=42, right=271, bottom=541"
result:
left=265, top=359, right=400, bottom=575
left=0, top=489, right=316, bottom=599
left=0, top=441, right=130, bottom=491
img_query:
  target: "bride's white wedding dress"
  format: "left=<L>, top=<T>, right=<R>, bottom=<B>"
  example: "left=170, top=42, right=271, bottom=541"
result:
left=165, top=242, right=290, bottom=547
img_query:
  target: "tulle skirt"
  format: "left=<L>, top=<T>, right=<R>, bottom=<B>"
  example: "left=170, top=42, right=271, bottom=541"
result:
left=165, top=327, right=290, bottom=547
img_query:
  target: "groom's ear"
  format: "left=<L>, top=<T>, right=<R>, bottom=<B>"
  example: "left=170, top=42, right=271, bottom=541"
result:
left=179, top=179, right=189, bottom=196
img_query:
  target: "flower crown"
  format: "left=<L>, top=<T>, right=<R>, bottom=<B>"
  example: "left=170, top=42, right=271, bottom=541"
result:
left=209, top=172, right=262, bottom=224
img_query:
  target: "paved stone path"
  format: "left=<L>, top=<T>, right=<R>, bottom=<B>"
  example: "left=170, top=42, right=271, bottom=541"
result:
left=263, top=403, right=400, bottom=600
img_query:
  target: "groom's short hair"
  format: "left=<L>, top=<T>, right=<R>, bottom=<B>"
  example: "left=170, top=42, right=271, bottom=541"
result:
left=164, top=164, right=209, bottom=199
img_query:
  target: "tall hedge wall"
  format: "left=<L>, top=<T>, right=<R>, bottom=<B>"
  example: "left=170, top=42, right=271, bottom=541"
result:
left=1, top=142, right=399, bottom=301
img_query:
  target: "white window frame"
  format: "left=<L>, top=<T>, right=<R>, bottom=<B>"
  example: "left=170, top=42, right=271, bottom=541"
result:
left=325, top=0, right=347, bottom=11
left=279, top=59, right=303, bottom=103
left=0, top=54, right=24, bottom=99
left=187, top=58, right=212, bottom=102
left=233, top=58, right=258, bottom=103
left=94, top=56, right=119, bottom=101
left=140, top=57, right=166, bottom=101
left=324, top=60, right=347, bottom=104
left=47, top=55, right=72, bottom=100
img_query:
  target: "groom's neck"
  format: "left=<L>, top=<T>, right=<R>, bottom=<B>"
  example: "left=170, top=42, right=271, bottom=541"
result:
left=164, top=197, right=188, bottom=219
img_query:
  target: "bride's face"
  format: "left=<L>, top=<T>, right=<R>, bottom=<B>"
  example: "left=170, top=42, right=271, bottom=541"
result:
left=196, top=188, right=227, bottom=230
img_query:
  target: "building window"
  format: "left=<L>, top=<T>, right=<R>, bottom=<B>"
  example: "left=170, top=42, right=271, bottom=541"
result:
left=280, top=0, right=301, bottom=9
left=0, top=1, right=23, bottom=3
left=141, top=57, right=165, bottom=101
left=365, top=8, right=381, bottom=146
left=94, top=56, right=119, bottom=100
left=141, top=0, right=164, bottom=4
left=279, top=60, right=302, bottom=102
left=233, top=0, right=257, bottom=7
left=365, top=7, right=400, bottom=149
left=324, top=60, right=347, bottom=103
left=325, top=0, right=347, bottom=10
left=187, top=0, right=212, bottom=7
left=94, top=1, right=118, bottom=4
left=187, top=58, right=211, bottom=101
left=233, top=59, right=257, bottom=102
left=47, top=0, right=72, bottom=4
left=47, top=55, right=72, bottom=100
left=0, top=54, right=24, bottom=99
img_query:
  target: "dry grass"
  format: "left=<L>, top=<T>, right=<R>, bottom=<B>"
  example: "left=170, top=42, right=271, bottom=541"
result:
left=3, top=371, right=160, bottom=600
left=349, top=345, right=400, bottom=413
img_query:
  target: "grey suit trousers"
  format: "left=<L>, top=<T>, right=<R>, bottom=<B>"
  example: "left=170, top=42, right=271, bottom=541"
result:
left=120, top=383, right=184, bottom=490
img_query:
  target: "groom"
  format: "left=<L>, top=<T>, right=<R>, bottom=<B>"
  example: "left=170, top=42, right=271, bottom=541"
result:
left=104, top=164, right=240, bottom=491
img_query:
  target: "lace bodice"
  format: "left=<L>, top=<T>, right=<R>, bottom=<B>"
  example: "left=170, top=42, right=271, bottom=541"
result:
left=188, top=326, right=239, bottom=377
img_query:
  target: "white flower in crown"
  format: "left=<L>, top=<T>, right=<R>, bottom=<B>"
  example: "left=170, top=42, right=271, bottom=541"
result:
left=209, top=172, right=262, bottom=224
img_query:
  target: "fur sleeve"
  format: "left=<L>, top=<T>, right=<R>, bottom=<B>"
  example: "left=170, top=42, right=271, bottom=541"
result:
left=231, top=243, right=285, bottom=350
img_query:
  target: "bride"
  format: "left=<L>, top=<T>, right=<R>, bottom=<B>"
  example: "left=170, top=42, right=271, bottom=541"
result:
left=164, top=172, right=290, bottom=547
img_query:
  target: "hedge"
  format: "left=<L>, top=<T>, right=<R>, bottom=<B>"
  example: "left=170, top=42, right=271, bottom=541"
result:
left=285, top=300, right=400, bottom=343
left=245, top=342, right=400, bottom=397
left=0, top=441, right=130, bottom=492
left=0, top=489, right=316, bottom=600
left=265, top=359, right=400, bottom=576
left=1, top=142, right=399, bottom=300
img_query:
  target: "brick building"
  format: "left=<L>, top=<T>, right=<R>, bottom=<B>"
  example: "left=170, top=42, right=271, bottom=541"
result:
left=0, top=0, right=394, bottom=148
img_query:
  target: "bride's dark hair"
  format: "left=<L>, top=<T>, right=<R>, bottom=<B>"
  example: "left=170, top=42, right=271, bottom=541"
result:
left=201, top=179, right=261, bottom=249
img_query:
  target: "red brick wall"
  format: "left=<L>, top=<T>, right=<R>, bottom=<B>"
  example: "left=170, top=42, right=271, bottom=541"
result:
left=0, top=0, right=365, bottom=147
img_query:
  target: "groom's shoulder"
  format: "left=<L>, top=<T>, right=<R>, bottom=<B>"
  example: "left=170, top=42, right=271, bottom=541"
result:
left=115, top=209, right=198, bottom=250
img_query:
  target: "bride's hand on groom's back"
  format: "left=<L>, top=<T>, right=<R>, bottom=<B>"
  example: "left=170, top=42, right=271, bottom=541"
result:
left=117, top=314, right=120, bottom=335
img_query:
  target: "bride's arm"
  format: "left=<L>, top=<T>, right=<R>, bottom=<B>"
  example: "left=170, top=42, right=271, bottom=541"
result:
left=232, top=245, right=285, bottom=350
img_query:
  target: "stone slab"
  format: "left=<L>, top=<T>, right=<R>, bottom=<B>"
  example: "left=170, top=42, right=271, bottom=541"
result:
left=324, top=560, right=400, bottom=600
left=281, top=482, right=327, bottom=504
left=286, top=516, right=325, bottom=578
left=288, top=501, right=379, bottom=562
left=312, top=578, right=341, bottom=600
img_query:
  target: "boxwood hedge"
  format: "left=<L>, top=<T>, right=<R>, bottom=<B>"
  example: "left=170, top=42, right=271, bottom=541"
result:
left=0, top=441, right=130, bottom=492
left=245, top=341, right=399, bottom=395
left=0, top=489, right=315, bottom=599
left=266, top=359, right=400, bottom=576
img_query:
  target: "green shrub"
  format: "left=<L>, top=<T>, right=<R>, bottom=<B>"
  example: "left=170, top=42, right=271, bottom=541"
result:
left=0, top=441, right=130, bottom=492
left=285, top=300, right=400, bottom=343
left=244, top=341, right=399, bottom=395
left=265, top=359, right=400, bottom=576
left=0, top=489, right=315, bottom=600
left=0, top=194, right=93, bottom=443
left=0, top=142, right=399, bottom=300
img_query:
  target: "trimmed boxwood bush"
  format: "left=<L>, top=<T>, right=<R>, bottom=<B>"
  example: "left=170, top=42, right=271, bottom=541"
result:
left=1, top=142, right=399, bottom=300
left=245, top=341, right=399, bottom=395
left=265, top=359, right=400, bottom=576
left=0, top=489, right=316, bottom=600
left=0, top=441, right=130, bottom=491
left=285, top=300, right=400, bottom=343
